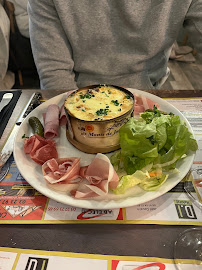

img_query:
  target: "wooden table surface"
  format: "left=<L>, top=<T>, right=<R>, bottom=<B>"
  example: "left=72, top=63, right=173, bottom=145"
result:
left=0, top=89, right=201, bottom=259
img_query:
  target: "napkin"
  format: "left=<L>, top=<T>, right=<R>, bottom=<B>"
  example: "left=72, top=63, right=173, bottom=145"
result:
left=0, top=90, right=22, bottom=139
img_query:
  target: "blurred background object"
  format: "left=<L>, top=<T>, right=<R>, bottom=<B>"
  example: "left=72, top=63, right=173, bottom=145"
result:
left=169, top=41, right=196, bottom=63
left=2, top=0, right=39, bottom=89
left=161, top=34, right=202, bottom=91
left=0, top=2, right=15, bottom=90
left=9, top=0, right=29, bottom=38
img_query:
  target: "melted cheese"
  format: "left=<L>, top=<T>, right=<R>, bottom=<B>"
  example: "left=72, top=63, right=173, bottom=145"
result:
left=65, top=86, right=134, bottom=121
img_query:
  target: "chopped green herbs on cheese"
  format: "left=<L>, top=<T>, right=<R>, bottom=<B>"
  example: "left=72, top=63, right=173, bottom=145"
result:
left=96, top=108, right=109, bottom=116
left=80, top=93, right=93, bottom=99
left=111, top=100, right=119, bottom=106
left=65, top=86, right=134, bottom=121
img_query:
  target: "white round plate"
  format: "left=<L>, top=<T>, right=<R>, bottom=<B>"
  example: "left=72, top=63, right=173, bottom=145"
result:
left=13, top=89, right=195, bottom=209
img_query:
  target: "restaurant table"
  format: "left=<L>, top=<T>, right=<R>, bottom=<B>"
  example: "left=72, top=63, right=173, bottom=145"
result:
left=0, top=89, right=201, bottom=259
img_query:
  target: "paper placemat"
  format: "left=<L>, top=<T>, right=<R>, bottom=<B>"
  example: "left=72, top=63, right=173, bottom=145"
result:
left=0, top=247, right=200, bottom=270
left=0, top=98, right=201, bottom=225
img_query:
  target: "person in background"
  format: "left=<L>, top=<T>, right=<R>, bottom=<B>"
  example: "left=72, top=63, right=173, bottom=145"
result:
left=0, top=2, right=14, bottom=90
left=9, top=0, right=29, bottom=38
left=28, top=0, right=202, bottom=91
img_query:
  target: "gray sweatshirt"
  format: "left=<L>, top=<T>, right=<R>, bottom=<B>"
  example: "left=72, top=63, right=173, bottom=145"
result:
left=28, top=0, right=202, bottom=90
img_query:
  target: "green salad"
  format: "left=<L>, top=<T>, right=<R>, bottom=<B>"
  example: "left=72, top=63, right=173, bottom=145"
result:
left=110, top=106, right=198, bottom=194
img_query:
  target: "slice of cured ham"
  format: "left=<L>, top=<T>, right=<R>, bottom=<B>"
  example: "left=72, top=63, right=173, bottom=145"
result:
left=71, top=153, right=119, bottom=199
left=59, top=91, right=74, bottom=126
left=24, top=134, right=58, bottom=165
left=43, top=104, right=60, bottom=139
left=42, top=157, right=81, bottom=191
left=59, top=105, right=67, bottom=126
left=133, top=94, right=159, bottom=115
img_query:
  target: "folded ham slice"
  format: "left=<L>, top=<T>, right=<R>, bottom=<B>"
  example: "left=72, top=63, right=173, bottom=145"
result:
left=59, top=91, right=74, bottom=126
left=42, top=157, right=81, bottom=191
left=59, top=105, right=67, bottom=126
left=133, top=94, right=159, bottom=116
left=24, top=134, right=58, bottom=165
left=43, top=104, right=60, bottom=139
left=71, top=153, right=119, bottom=199
left=41, top=153, right=119, bottom=197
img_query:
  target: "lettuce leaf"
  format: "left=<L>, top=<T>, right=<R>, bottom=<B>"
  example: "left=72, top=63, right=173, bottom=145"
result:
left=113, top=170, right=149, bottom=194
left=111, top=107, right=198, bottom=187
left=139, top=174, right=168, bottom=191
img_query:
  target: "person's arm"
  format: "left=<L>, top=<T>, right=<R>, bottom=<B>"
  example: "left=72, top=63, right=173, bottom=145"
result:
left=28, top=0, right=77, bottom=90
left=184, top=0, right=202, bottom=58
